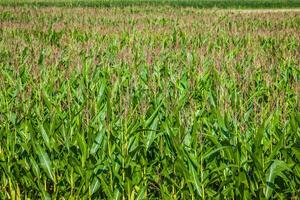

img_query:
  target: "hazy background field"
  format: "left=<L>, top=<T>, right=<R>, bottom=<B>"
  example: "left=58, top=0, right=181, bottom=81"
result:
left=1, top=0, right=300, bottom=8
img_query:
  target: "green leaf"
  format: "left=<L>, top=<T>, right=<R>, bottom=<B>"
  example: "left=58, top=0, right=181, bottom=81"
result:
left=291, top=147, right=300, bottom=161
left=136, top=185, right=147, bottom=200
left=145, top=99, right=163, bottom=128
left=188, top=159, right=202, bottom=198
left=38, top=121, right=50, bottom=149
left=90, top=176, right=100, bottom=195
left=36, top=144, right=55, bottom=182
left=265, top=160, right=292, bottom=198
left=29, top=156, right=41, bottom=179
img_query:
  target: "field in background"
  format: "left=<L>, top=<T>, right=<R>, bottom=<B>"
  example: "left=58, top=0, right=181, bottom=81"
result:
left=0, top=5, right=300, bottom=199
left=1, top=0, right=300, bottom=8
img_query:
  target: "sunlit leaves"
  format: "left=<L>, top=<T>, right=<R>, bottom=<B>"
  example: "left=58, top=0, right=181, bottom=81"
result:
left=0, top=5, right=299, bottom=200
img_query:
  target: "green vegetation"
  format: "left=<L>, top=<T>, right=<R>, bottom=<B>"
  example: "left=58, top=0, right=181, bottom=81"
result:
left=0, top=0, right=300, bottom=8
left=0, top=5, right=299, bottom=199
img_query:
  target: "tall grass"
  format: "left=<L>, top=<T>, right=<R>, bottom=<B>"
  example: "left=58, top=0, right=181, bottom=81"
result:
left=0, top=6, right=299, bottom=199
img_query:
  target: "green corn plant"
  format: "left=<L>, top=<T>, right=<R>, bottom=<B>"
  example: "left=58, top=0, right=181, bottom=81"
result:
left=0, top=4, right=299, bottom=200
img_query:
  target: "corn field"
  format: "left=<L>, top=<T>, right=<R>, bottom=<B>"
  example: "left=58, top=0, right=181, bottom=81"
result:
left=0, top=4, right=299, bottom=199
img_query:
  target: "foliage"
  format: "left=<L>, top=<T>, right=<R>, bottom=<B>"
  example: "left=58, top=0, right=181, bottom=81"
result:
left=0, top=6, right=299, bottom=199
